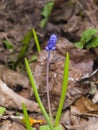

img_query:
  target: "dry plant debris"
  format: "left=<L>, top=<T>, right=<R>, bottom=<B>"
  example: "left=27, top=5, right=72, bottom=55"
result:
left=0, top=0, right=98, bottom=130
left=0, top=79, right=40, bottom=112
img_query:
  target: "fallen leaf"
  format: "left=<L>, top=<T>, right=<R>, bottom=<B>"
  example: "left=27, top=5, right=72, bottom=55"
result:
left=0, top=120, right=26, bottom=130
left=0, top=65, right=30, bottom=89
left=70, top=105, right=98, bottom=130
left=84, top=117, right=98, bottom=130
left=73, top=96, right=98, bottom=114
left=0, top=79, right=40, bottom=112
left=62, top=96, right=98, bottom=130
left=22, top=117, right=46, bottom=126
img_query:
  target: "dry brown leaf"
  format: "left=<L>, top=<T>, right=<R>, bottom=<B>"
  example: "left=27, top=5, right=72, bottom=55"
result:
left=0, top=65, right=30, bottom=89
left=61, top=109, right=71, bottom=125
left=0, top=120, right=26, bottom=130
left=73, top=96, right=98, bottom=114
left=63, top=86, right=84, bottom=110
left=69, top=106, right=98, bottom=130
left=61, top=96, right=98, bottom=130
left=57, top=38, right=93, bottom=74
left=84, top=117, right=98, bottom=130
left=0, top=79, right=40, bottom=112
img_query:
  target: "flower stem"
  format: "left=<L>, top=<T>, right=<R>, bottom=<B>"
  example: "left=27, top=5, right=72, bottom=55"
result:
left=46, top=50, right=53, bottom=125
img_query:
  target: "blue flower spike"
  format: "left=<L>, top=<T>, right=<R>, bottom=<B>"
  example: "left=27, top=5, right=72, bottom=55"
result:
left=45, top=34, right=57, bottom=126
left=45, top=34, right=57, bottom=51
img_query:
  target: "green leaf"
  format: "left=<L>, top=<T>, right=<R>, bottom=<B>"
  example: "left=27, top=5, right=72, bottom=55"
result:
left=86, top=36, right=98, bottom=48
left=53, top=126, right=62, bottom=130
left=40, top=125, right=62, bottom=130
left=40, top=1, right=54, bottom=28
left=54, top=53, right=69, bottom=127
left=40, top=18, right=48, bottom=28
left=80, top=28, right=98, bottom=44
left=28, top=55, right=37, bottom=63
left=41, top=1, right=54, bottom=18
left=18, top=30, right=33, bottom=59
left=25, top=58, right=53, bottom=130
left=14, top=30, right=33, bottom=68
left=0, top=106, right=6, bottom=115
left=22, top=30, right=33, bottom=44
left=22, top=103, right=35, bottom=130
left=3, top=40, right=13, bottom=49
left=32, top=28, right=41, bottom=53
left=75, top=42, right=84, bottom=49
left=40, top=125, right=50, bottom=130
left=31, top=128, right=35, bottom=130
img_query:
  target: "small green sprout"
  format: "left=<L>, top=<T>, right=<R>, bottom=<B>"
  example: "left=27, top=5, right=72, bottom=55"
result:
left=3, top=40, right=13, bottom=49
left=3, top=35, right=13, bottom=49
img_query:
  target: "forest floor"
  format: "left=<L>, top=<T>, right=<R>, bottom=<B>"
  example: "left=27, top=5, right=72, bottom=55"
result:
left=0, top=0, right=98, bottom=130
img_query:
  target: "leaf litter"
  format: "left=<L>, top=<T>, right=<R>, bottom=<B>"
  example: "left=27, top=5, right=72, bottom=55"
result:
left=0, top=0, right=98, bottom=130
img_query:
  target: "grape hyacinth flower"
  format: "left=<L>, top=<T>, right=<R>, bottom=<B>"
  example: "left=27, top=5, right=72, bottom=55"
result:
left=45, top=34, right=57, bottom=125
left=45, top=34, right=57, bottom=51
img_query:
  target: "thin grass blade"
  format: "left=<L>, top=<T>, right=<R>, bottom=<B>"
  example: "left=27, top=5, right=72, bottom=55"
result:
left=22, top=103, right=34, bottom=130
left=32, top=28, right=41, bottom=53
left=54, top=53, right=69, bottom=127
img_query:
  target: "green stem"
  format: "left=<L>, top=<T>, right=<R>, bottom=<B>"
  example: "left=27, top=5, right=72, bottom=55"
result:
left=54, top=53, right=69, bottom=127
left=25, top=58, right=53, bottom=130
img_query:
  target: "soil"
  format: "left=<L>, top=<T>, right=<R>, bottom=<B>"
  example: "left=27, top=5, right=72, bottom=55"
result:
left=0, top=0, right=98, bottom=130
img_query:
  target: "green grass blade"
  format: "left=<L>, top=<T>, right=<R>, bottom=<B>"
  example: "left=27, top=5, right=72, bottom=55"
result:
left=18, top=30, right=33, bottom=61
left=32, top=28, right=41, bottom=53
left=3, top=40, right=13, bottom=49
left=25, top=58, right=53, bottom=130
left=54, top=53, right=69, bottom=127
left=22, top=103, right=34, bottom=130
left=14, top=30, right=33, bottom=69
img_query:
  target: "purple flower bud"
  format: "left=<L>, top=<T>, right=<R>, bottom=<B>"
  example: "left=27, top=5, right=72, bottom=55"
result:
left=45, top=34, right=57, bottom=51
